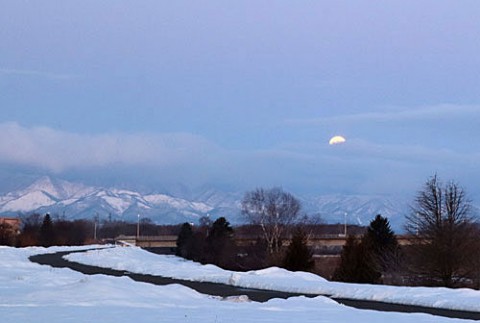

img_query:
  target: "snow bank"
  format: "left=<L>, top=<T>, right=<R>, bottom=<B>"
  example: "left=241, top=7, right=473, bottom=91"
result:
left=0, top=245, right=468, bottom=322
left=66, top=246, right=480, bottom=312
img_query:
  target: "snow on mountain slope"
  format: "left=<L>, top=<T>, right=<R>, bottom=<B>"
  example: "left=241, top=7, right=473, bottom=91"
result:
left=18, top=176, right=94, bottom=200
left=0, top=176, right=94, bottom=212
left=99, top=195, right=132, bottom=214
left=192, top=188, right=242, bottom=209
left=0, top=177, right=218, bottom=224
left=1, top=190, right=57, bottom=212
left=0, top=176, right=411, bottom=229
left=301, top=194, right=409, bottom=228
left=144, top=193, right=213, bottom=213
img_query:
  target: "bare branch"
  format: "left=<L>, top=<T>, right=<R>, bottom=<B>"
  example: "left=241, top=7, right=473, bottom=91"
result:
left=241, top=187, right=301, bottom=254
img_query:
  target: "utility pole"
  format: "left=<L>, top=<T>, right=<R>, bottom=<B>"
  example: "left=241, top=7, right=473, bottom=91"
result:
left=344, top=212, right=347, bottom=236
left=94, top=212, right=99, bottom=241
left=136, top=213, right=140, bottom=240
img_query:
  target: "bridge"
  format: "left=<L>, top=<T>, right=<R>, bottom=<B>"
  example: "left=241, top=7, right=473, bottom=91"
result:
left=115, top=234, right=412, bottom=250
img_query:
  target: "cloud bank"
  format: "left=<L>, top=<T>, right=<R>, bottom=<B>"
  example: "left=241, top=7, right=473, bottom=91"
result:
left=0, top=122, right=220, bottom=172
left=1, top=120, right=479, bottom=197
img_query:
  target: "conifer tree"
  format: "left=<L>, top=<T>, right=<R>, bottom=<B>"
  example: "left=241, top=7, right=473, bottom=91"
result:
left=334, top=215, right=400, bottom=284
left=333, top=235, right=380, bottom=283
left=176, top=222, right=193, bottom=259
left=39, top=213, right=55, bottom=247
left=283, top=229, right=314, bottom=272
left=206, top=217, right=235, bottom=267
left=363, top=214, right=400, bottom=274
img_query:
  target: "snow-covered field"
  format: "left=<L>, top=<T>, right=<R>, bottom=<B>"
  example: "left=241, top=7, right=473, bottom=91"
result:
left=67, top=247, right=480, bottom=313
left=0, top=245, right=477, bottom=323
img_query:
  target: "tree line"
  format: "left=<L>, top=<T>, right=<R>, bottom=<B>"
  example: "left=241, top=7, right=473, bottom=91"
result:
left=12, top=213, right=94, bottom=247
left=175, top=215, right=314, bottom=272
left=0, top=213, right=182, bottom=247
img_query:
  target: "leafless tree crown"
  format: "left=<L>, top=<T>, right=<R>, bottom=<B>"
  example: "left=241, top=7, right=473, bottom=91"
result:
left=405, top=175, right=477, bottom=287
left=406, top=175, right=471, bottom=237
left=241, top=187, right=301, bottom=254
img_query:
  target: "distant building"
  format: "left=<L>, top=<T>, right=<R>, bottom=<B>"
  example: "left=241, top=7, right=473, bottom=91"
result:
left=0, top=217, right=21, bottom=234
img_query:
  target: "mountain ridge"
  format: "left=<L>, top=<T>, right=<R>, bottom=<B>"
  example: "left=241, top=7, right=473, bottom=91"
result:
left=0, top=176, right=410, bottom=230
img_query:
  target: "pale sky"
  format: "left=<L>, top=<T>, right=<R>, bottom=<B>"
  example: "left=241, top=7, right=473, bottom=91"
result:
left=1, top=1, right=480, bottom=198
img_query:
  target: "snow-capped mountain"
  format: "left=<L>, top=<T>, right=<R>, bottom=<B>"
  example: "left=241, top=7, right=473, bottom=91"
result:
left=0, top=176, right=410, bottom=230
left=0, top=177, right=94, bottom=213
left=300, top=194, right=409, bottom=230
left=0, top=177, right=219, bottom=224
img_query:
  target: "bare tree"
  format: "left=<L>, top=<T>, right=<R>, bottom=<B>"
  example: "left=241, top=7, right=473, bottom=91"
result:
left=405, top=175, right=478, bottom=287
left=241, top=187, right=301, bottom=254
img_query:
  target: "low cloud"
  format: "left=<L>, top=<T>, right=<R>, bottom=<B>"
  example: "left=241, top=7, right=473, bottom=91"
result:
left=0, top=122, right=221, bottom=172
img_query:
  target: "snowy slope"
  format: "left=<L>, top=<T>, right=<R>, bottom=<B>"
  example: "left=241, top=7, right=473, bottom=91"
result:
left=67, top=246, right=480, bottom=313
left=0, top=245, right=472, bottom=323
left=0, top=176, right=94, bottom=212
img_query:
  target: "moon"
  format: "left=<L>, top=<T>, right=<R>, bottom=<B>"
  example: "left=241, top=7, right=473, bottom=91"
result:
left=329, top=135, right=346, bottom=145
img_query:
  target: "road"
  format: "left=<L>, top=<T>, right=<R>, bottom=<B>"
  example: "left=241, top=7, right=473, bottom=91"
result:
left=29, top=249, right=480, bottom=321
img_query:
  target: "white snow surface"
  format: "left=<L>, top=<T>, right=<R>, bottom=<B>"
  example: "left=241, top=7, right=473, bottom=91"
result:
left=144, top=193, right=213, bottom=213
left=0, top=245, right=474, bottom=322
left=2, top=190, right=57, bottom=211
left=67, top=246, right=480, bottom=313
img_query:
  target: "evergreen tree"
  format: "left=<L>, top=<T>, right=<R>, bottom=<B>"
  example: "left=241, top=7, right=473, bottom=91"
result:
left=333, top=235, right=355, bottom=282
left=207, top=217, right=233, bottom=245
left=363, top=214, right=400, bottom=274
left=283, top=229, right=314, bottom=272
left=206, top=217, right=235, bottom=267
left=334, top=215, right=400, bottom=284
left=333, top=235, right=380, bottom=283
left=176, top=222, right=193, bottom=259
left=39, top=213, right=55, bottom=247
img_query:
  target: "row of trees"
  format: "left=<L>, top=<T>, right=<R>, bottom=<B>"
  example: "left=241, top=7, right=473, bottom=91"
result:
left=0, top=213, right=183, bottom=247
left=176, top=214, right=314, bottom=272
left=176, top=217, right=237, bottom=268
left=334, top=175, right=480, bottom=288
left=16, top=213, right=93, bottom=247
